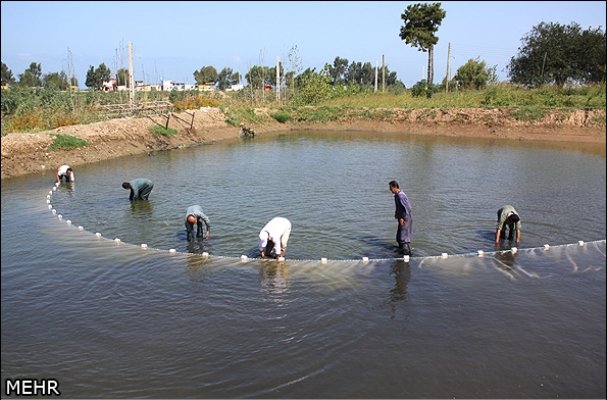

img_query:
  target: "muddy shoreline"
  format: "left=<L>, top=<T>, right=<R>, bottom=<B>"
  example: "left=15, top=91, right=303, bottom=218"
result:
left=1, top=107, right=605, bottom=180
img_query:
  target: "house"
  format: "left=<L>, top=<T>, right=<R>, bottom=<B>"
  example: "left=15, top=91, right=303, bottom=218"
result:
left=199, top=83, right=216, bottom=92
left=226, top=83, right=244, bottom=92
left=102, top=79, right=117, bottom=92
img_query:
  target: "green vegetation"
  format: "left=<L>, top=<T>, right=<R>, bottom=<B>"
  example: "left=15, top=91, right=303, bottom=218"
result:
left=271, top=111, right=291, bottom=123
left=149, top=124, right=177, bottom=137
left=1, top=83, right=604, bottom=135
left=48, top=134, right=88, bottom=150
left=221, top=105, right=269, bottom=126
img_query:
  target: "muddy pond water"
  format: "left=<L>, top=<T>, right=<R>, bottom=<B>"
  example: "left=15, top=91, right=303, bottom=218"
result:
left=2, top=130, right=605, bottom=398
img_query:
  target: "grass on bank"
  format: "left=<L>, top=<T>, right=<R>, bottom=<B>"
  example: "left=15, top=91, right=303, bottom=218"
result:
left=149, top=124, right=177, bottom=137
left=48, top=134, right=88, bottom=150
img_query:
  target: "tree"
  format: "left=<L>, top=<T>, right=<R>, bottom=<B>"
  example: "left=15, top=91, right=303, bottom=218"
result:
left=324, top=56, right=349, bottom=85
left=575, top=26, right=606, bottom=83
left=19, top=62, right=42, bottom=87
left=193, top=66, right=218, bottom=85
left=454, top=58, right=491, bottom=90
left=245, top=65, right=281, bottom=89
left=116, top=68, right=129, bottom=86
left=85, top=66, right=96, bottom=89
left=399, top=2, right=446, bottom=85
left=217, top=67, right=239, bottom=90
left=287, top=45, right=303, bottom=96
left=508, top=22, right=606, bottom=86
left=1, top=62, right=16, bottom=85
left=43, top=71, right=69, bottom=90
left=245, top=65, right=265, bottom=90
left=85, top=63, right=111, bottom=90
left=344, top=61, right=375, bottom=86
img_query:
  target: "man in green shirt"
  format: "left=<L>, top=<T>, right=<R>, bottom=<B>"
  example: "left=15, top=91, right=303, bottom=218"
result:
left=122, top=178, right=154, bottom=201
left=495, top=205, right=522, bottom=244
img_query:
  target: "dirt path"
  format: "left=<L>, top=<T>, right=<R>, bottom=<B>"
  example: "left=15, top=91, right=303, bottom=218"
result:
left=1, top=107, right=604, bottom=180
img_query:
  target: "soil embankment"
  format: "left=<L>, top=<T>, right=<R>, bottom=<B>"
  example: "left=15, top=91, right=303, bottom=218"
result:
left=1, top=107, right=605, bottom=180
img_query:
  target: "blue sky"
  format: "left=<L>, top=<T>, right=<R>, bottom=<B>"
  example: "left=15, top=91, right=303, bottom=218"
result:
left=2, top=1, right=605, bottom=88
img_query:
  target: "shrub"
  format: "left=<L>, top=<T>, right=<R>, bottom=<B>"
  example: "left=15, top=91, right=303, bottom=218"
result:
left=3, top=112, right=45, bottom=132
left=221, top=106, right=263, bottom=126
left=292, top=74, right=332, bottom=105
left=173, top=95, right=222, bottom=111
left=271, top=111, right=291, bottom=123
left=53, top=113, right=80, bottom=128
left=410, top=80, right=437, bottom=98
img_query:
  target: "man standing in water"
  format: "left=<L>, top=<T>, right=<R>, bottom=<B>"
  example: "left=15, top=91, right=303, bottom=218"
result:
left=389, top=180, right=413, bottom=255
left=56, top=164, right=75, bottom=183
left=495, top=205, right=521, bottom=245
left=122, top=178, right=154, bottom=201
left=259, top=217, right=292, bottom=259
left=185, top=205, right=211, bottom=242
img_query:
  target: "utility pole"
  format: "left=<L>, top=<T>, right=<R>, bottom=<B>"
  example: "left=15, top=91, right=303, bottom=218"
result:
left=374, top=61, right=378, bottom=92
left=541, top=52, right=547, bottom=85
left=445, top=42, right=451, bottom=94
left=276, top=56, right=281, bottom=101
left=128, top=41, right=135, bottom=107
left=66, top=47, right=75, bottom=89
left=381, top=54, right=385, bottom=92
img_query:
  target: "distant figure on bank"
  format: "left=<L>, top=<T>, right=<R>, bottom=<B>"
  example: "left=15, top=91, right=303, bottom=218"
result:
left=495, top=205, right=521, bottom=244
left=185, top=205, right=211, bottom=242
left=122, top=178, right=154, bottom=201
left=389, top=180, right=413, bottom=255
left=56, top=164, right=75, bottom=183
left=259, top=217, right=292, bottom=258
left=239, top=122, right=255, bottom=138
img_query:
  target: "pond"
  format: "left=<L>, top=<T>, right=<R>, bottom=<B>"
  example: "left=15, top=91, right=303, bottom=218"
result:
left=1, top=130, right=605, bottom=398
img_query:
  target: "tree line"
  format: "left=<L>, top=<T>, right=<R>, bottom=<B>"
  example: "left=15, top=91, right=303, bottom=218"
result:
left=2, top=3, right=605, bottom=92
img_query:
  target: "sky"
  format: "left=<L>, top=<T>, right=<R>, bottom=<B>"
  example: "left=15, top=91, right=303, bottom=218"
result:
left=1, top=1, right=606, bottom=88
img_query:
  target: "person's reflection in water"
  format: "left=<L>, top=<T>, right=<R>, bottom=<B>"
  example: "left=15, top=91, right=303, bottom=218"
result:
left=59, top=181, right=75, bottom=199
left=129, top=198, right=153, bottom=217
left=185, top=253, right=210, bottom=292
left=259, top=260, right=290, bottom=299
left=389, top=259, right=411, bottom=320
left=187, top=240, right=207, bottom=255
left=494, top=250, right=519, bottom=273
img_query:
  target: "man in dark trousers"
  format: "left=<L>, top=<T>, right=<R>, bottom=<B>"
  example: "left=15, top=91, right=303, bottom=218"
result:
left=495, top=205, right=522, bottom=244
left=185, top=205, right=211, bottom=242
left=389, top=180, right=413, bottom=255
left=122, top=178, right=154, bottom=201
